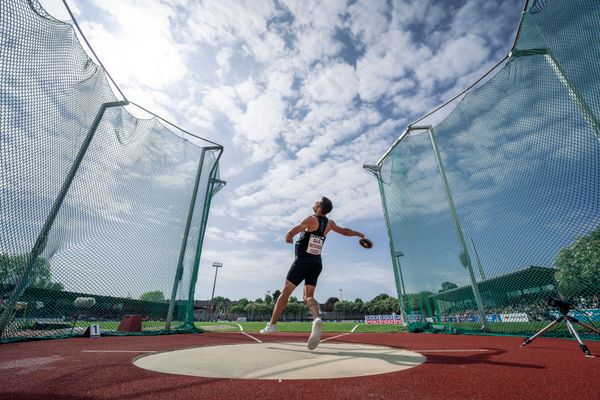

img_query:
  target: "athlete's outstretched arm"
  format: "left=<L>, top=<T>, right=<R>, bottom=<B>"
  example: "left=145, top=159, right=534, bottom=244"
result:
left=285, top=216, right=315, bottom=243
left=329, top=220, right=364, bottom=238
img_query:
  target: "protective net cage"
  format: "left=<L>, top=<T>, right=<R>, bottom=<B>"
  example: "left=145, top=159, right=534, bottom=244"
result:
left=0, top=0, right=224, bottom=342
left=369, top=0, right=600, bottom=338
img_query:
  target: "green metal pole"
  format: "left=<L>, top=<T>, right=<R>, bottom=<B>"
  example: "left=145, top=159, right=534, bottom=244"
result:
left=0, top=100, right=128, bottom=336
left=544, top=52, right=600, bottom=143
left=471, top=237, right=487, bottom=281
left=364, top=165, right=408, bottom=325
left=165, top=146, right=213, bottom=329
left=164, top=148, right=203, bottom=328
left=428, top=128, right=488, bottom=330
left=510, top=48, right=600, bottom=143
left=184, top=158, right=221, bottom=325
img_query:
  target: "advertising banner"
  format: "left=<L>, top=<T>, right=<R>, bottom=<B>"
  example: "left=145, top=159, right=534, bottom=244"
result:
left=365, top=315, right=403, bottom=324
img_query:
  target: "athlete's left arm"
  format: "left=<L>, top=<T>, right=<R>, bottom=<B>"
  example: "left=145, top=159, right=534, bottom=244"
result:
left=328, top=220, right=365, bottom=238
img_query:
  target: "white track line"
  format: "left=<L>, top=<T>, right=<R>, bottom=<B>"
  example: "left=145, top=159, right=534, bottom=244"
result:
left=82, top=350, right=157, bottom=353
left=230, top=322, right=262, bottom=342
left=241, top=332, right=262, bottom=343
left=233, top=323, right=244, bottom=331
left=416, top=349, right=491, bottom=353
left=321, top=332, right=351, bottom=342
left=321, top=323, right=361, bottom=343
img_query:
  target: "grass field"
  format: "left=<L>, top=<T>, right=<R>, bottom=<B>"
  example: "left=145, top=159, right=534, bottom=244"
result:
left=49, top=319, right=600, bottom=340
left=195, top=321, right=408, bottom=333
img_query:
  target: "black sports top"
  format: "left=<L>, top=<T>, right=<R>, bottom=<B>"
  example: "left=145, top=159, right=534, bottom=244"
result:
left=295, top=215, right=329, bottom=260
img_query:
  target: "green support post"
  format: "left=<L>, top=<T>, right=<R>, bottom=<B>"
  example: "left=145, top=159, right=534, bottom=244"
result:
left=184, top=149, right=224, bottom=326
left=363, top=164, right=407, bottom=325
left=428, top=128, right=489, bottom=330
left=165, top=147, right=207, bottom=330
left=510, top=48, right=600, bottom=143
left=165, top=146, right=223, bottom=329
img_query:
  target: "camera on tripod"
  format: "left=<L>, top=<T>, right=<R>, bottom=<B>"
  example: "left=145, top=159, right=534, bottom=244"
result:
left=546, top=298, right=574, bottom=313
left=521, top=297, right=600, bottom=357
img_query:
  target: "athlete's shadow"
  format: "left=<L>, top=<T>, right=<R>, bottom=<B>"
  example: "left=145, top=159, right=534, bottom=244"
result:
left=419, top=347, right=544, bottom=369
left=268, top=343, right=543, bottom=371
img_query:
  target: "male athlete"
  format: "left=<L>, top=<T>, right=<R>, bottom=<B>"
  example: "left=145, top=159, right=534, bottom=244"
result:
left=260, top=196, right=365, bottom=350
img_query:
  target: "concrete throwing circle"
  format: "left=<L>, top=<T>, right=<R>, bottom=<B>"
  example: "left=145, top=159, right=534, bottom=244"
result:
left=133, top=342, right=426, bottom=380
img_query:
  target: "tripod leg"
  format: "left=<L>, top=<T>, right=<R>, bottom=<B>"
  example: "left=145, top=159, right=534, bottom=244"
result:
left=521, top=318, right=561, bottom=347
left=570, top=317, right=600, bottom=335
left=566, top=319, right=595, bottom=358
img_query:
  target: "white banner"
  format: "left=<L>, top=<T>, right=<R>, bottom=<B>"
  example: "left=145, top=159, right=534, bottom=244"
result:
left=365, top=315, right=403, bottom=325
left=500, top=312, right=529, bottom=322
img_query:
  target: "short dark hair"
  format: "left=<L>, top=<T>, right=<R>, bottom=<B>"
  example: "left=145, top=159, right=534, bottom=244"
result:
left=319, top=196, right=333, bottom=214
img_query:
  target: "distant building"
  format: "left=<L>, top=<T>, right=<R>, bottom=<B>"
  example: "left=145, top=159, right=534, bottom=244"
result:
left=431, top=265, right=558, bottom=313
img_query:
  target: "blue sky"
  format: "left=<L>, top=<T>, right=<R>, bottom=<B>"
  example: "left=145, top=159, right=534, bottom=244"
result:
left=39, top=0, right=524, bottom=302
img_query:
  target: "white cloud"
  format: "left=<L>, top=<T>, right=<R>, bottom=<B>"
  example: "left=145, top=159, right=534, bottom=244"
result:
left=415, top=34, right=490, bottom=92
left=347, top=0, right=389, bottom=48
left=215, top=48, right=233, bottom=79
left=81, top=0, right=188, bottom=91
left=38, top=0, right=81, bottom=20
left=205, top=226, right=262, bottom=244
left=302, top=62, right=358, bottom=106
left=356, top=29, right=431, bottom=102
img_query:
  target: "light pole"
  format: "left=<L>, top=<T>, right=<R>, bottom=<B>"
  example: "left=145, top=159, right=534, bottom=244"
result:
left=209, top=262, right=222, bottom=321
left=394, top=251, right=408, bottom=325
left=339, top=289, right=343, bottom=302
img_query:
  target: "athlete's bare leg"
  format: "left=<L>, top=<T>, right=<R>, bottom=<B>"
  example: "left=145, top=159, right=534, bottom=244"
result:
left=303, top=285, right=320, bottom=319
left=269, top=280, right=297, bottom=325
left=304, top=284, right=322, bottom=350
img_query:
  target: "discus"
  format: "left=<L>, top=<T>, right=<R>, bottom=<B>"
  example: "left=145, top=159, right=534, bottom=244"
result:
left=359, top=238, right=373, bottom=249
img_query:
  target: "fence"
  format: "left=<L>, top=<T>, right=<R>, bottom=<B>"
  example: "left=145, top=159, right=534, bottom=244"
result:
left=0, top=0, right=224, bottom=342
left=365, top=0, right=600, bottom=338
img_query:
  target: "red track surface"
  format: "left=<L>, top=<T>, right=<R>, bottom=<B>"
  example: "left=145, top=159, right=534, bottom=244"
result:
left=1, top=332, right=598, bottom=400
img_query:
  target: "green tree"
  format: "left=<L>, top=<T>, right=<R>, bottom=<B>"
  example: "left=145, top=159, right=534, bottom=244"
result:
left=264, top=294, right=273, bottom=304
left=272, top=289, right=281, bottom=304
left=371, top=293, right=390, bottom=302
left=352, top=298, right=364, bottom=313
left=334, top=300, right=351, bottom=312
left=285, top=301, right=307, bottom=319
left=0, top=253, right=64, bottom=291
left=139, top=291, right=165, bottom=302
left=555, top=227, right=600, bottom=298
left=439, top=282, right=458, bottom=293
left=237, top=298, right=249, bottom=307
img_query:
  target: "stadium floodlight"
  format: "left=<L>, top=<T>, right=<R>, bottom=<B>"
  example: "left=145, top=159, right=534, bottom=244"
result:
left=209, top=262, right=223, bottom=321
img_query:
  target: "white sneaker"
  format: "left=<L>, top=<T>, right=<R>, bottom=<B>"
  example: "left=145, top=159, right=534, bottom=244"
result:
left=260, top=323, right=277, bottom=334
left=307, top=317, right=322, bottom=350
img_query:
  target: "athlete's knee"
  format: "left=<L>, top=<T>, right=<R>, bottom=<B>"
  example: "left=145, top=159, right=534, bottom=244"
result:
left=305, top=297, right=317, bottom=307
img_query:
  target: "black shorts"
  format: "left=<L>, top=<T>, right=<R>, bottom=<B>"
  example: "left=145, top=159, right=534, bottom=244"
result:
left=286, top=258, right=323, bottom=286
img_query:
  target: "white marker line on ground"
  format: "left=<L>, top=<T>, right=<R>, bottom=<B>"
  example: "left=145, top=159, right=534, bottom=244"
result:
left=321, top=323, right=361, bottom=343
left=221, top=322, right=261, bottom=342
left=241, top=332, right=262, bottom=343
left=416, top=349, right=491, bottom=353
left=81, top=350, right=157, bottom=353
left=321, top=332, right=352, bottom=342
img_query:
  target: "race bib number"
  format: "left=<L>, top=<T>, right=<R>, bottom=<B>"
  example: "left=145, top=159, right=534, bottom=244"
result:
left=306, top=234, right=324, bottom=255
